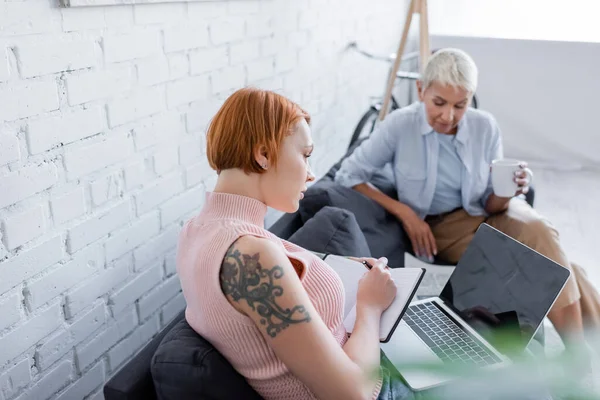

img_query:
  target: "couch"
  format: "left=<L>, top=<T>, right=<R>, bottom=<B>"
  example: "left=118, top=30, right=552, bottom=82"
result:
left=104, top=139, right=537, bottom=400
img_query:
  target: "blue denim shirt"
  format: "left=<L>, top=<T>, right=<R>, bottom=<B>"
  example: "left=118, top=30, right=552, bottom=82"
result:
left=335, top=102, right=503, bottom=219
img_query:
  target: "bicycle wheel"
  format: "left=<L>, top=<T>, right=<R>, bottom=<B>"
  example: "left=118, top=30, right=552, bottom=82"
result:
left=348, top=106, right=379, bottom=150
left=471, top=93, right=479, bottom=109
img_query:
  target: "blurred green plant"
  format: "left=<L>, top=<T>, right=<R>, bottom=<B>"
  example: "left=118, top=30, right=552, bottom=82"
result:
left=380, top=328, right=600, bottom=399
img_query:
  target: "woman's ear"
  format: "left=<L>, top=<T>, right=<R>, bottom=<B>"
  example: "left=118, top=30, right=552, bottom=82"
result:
left=416, top=80, right=425, bottom=102
left=254, top=145, right=269, bottom=170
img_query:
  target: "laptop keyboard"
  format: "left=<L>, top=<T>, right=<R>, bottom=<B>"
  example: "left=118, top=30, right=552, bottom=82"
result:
left=404, top=303, right=502, bottom=366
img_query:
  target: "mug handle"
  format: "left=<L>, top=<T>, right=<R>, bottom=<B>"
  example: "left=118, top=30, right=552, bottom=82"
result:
left=522, top=167, right=534, bottom=185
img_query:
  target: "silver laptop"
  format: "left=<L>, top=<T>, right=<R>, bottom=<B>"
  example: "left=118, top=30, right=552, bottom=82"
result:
left=381, top=223, right=571, bottom=391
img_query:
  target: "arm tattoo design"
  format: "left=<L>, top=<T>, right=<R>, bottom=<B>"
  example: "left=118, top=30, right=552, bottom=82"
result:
left=220, top=245, right=311, bottom=338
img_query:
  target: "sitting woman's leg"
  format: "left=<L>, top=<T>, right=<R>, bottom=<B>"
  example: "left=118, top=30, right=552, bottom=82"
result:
left=427, top=209, right=486, bottom=264
left=486, top=198, right=600, bottom=348
left=571, top=262, right=600, bottom=335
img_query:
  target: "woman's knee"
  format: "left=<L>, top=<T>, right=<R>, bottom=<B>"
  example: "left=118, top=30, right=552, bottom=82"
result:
left=519, top=217, right=559, bottom=245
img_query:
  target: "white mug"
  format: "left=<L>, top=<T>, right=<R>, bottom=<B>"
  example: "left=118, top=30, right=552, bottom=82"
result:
left=491, top=159, right=534, bottom=198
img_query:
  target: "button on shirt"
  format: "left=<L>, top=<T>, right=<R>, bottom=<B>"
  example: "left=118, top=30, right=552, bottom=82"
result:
left=334, top=102, right=504, bottom=219
left=429, top=133, right=463, bottom=215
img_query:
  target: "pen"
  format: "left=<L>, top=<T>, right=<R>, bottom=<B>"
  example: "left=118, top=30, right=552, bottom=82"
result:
left=362, top=260, right=373, bottom=270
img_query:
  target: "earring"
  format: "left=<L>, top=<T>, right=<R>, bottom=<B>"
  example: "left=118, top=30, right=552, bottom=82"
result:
left=262, top=164, right=267, bottom=170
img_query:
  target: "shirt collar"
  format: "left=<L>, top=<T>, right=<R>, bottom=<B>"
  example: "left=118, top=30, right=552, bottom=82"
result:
left=418, top=102, right=469, bottom=144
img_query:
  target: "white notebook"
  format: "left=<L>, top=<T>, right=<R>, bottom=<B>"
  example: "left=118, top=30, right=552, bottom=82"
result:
left=324, top=254, right=425, bottom=343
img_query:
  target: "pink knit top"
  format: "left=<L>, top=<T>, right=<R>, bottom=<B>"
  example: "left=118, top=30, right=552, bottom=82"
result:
left=177, top=192, right=382, bottom=399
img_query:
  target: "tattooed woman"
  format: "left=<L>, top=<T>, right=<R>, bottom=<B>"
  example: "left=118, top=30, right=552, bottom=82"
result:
left=176, top=88, right=415, bottom=400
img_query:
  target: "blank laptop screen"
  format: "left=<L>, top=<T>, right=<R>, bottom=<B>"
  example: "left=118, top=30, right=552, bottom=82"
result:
left=439, top=224, right=571, bottom=353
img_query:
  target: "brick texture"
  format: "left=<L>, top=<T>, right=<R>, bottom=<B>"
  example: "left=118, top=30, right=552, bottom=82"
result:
left=0, top=0, right=408, bottom=398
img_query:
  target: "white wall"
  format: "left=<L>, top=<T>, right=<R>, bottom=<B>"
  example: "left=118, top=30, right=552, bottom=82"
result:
left=428, top=0, right=600, bottom=43
left=432, top=35, right=600, bottom=171
left=0, top=1, right=406, bottom=399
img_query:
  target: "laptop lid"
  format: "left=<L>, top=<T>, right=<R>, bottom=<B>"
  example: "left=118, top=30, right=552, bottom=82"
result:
left=439, top=223, right=571, bottom=355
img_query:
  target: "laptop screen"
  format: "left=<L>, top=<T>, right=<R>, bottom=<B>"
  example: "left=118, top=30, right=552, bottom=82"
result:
left=439, top=224, right=571, bottom=354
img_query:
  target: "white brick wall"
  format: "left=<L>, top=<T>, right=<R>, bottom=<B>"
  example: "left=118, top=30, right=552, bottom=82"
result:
left=15, top=38, right=98, bottom=78
left=164, top=25, right=209, bottom=53
left=35, top=302, right=106, bottom=371
left=54, top=361, right=104, bottom=400
left=89, top=172, right=123, bottom=207
left=65, top=67, right=133, bottom=106
left=133, top=112, right=183, bottom=151
left=109, top=265, right=162, bottom=316
left=0, top=80, right=59, bottom=123
left=136, top=57, right=170, bottom=86
left=67, top=201, right=131, bottom=253
left=0, top=294, right=21, bottom=332
left=134, top=173, right=184, bottom=215
left=107, top=87, right=165, bottom=127
left=0, top=42, right=10, bottom=82
left=14, top=360, right=71, bottom=400
left=50, top=187, right=87, bottom=225
left=0, top=0, right=407, bottom=398
left=137, top=274, right=181, bottom=321
left=104, top=211, right=160, bottom=262
left=0, top=236, right=64, bottom=295
left=27, top=107, right=106, bottom=154
left=26, top=245, right=103, bottom=309
left=76, top=310, right=136, bottom=372
left=1, top=205, right=46, bottom=250
left=102, top=31, right=161, bottom=63
left=0, top=163, right=59, bottom=209
left=0, top=134, right=20, bottom=167
left=61, top=8, right=105, bottom=32
left=167, top=53, right=188, bottom=80
left=65, top=257, right=130, bottom=318
left=0, top=359, right=30, bottom=399
left=189, top=47, right=228, bottom=75
left=0, top=303, right=62, bottom=366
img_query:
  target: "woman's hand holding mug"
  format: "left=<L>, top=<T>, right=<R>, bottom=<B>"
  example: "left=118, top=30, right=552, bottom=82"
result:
left=491, top=159, right=534, bottom=198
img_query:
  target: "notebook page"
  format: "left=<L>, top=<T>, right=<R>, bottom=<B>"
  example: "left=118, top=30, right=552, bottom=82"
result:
left=324, top=255, right=368, bottom=317
left=343, top=267, right=424, bottom=340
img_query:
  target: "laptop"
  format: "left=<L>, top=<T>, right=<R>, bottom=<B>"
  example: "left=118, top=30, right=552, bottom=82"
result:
left=381, top=223, right=572, bottom=391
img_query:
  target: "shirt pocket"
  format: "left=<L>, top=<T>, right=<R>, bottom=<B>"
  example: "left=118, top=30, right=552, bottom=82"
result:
left=394, top=164, right=427, bottom=199
left=395, top=159, right=427, bottom=181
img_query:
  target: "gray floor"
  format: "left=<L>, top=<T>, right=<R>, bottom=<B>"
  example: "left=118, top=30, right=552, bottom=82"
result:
left=533, top=169, right=600, bottom=289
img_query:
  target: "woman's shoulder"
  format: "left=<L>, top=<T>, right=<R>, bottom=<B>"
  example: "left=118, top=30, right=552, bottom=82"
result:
left=386, top=101, right=423, bottom=123
left=465, top=107, right=499, bottom=129
left=231, top=234, right=284, bottom=254
left=179, top=215, right=279, bottom=259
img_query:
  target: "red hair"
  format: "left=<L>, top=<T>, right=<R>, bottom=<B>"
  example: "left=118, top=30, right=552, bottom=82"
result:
left=206, top=87, right=310, bottom=174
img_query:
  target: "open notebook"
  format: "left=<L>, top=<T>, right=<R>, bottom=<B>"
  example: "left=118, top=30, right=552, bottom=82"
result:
left=324, top=254, right=425, bottom=343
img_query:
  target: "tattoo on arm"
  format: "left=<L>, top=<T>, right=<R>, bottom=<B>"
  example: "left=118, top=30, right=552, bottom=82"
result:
left=220, top=245, right=311, bottom=338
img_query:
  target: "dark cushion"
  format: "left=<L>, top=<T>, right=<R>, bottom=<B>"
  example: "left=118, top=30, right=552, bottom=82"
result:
left=151, top=318, right=262, bottom=400
left=299, top=182, right=409, bottom=268
left=288, top=206, right=371, bottom=257
left=268, top=211, right=303, bottom=240
left=104, top=311, right=185, bottom=400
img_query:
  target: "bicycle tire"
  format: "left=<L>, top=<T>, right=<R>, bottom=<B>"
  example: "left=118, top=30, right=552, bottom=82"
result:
left=348, top=106, right=379, bottom=150
left=471, top=93, right=478, bottom=109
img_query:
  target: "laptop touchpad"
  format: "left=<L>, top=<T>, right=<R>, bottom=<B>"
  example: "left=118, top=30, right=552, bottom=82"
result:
left=381, top=321, right=440, bottom=365
left=381, top=321, right=450, bottom=391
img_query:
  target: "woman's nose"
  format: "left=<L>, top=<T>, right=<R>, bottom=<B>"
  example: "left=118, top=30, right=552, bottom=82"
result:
left=441, top=107, right=454, bottom=122
left=306, top=165, right=315, bottom=182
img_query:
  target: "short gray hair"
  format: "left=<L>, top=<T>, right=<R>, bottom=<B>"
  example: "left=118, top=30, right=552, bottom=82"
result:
left=421, top=48, right=478, bottom=93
